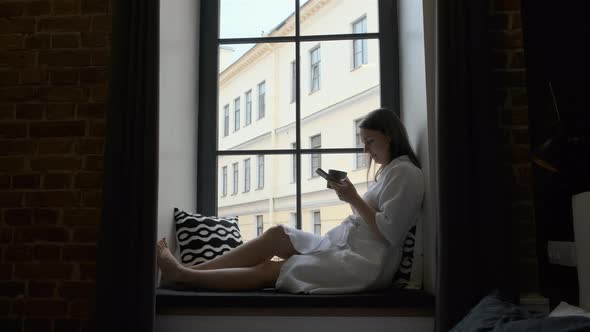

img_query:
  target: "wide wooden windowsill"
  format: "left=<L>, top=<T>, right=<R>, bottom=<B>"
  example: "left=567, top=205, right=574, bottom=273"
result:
left=156, top=287, right=435, bottom=317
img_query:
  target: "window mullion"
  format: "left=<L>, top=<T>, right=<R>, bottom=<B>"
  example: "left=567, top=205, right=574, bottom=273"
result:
left=295, top=0, right=302, bottom=230
left=218, top=33, right=379, bottom=45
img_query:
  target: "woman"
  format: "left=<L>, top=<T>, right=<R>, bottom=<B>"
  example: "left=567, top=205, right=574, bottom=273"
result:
left=157, top=108, right=424, bottom=293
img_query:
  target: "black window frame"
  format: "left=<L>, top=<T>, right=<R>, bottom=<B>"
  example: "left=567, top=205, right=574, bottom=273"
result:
left=197, top=0, right=401, bottom=230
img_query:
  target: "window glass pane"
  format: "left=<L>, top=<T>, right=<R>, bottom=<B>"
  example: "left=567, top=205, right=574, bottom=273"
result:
left=310, top=134, right=321, bottom=177
left=243, top=158, right=251, bottom=192
left=234, top=97, right=241, bottom=131
left=289, top=212, right=297, bottom=228
left=352, top=16, right=367, bottom=34
left=218, top=154, right=296, bottom=243
left=245, top=90, right=252, bottom=126
left=256, top=215, right=264, bottom=236
left=300, top=39, right=380, bottom=149
left=352, top=16, right=368, bottom=69
left=257, top=81, right=266, bottom=120
left=223, top=104, right=230, bottom=137
left=256, top=155, right=265, bottom=189
left=300, top=0, right=378, bottom=36
left=232, top=162, right=239, bottom=194
left=220, top=0, right=295, bottom=39
left=291, top=142, right=297, bottom=183
left=290, top=61, right=296, bottom=103
left=221, top=166, right=228, bottom=196
left=301, top=153, right=371, bottom=235
left=218, top=43, right=296, bottom=151
left=309, top=46, right=321, bottom=93
left=313, top=211, right=321, bottom=235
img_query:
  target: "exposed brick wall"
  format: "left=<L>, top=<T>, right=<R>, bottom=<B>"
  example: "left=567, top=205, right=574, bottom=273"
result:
left=0, top=1, right=110, bottom=331
left=0, top=0, right=538, bottom=330
left=489, top=0, right=538, bottom=293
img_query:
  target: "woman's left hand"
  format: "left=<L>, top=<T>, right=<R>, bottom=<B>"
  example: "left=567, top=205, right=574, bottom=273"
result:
left=330, top=178, right=360, bottom=204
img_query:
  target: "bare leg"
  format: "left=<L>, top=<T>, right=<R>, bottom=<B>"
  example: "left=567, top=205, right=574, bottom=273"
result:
left=189, top=225, right=298, bottom=270
left=157, top=238, right=285, bottom=290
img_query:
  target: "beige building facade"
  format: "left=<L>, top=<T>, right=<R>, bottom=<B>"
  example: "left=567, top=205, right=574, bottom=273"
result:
left=217, top=0, right=383, bottom=241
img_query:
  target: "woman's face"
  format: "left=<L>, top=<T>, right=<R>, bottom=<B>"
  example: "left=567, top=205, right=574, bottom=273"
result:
left=360, top=128, right=392, bottom=165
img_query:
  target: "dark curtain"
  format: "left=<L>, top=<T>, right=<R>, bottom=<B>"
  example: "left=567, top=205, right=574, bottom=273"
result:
left=95, top=0, right=159, bottom=331
left=436, top=0, right=514, bottom=331
left=521, top=0, right=590, bottom=307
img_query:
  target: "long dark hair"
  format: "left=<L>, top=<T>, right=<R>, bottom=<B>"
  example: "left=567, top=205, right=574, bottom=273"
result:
left=359, top=108, right=421, bottom=180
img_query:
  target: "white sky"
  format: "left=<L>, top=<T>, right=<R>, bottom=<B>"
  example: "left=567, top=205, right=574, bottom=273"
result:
left=220, top=0, right=310, bottom=64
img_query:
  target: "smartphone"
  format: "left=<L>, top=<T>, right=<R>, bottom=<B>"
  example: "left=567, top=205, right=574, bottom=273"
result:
left=315, top=168, right=339, bottom=182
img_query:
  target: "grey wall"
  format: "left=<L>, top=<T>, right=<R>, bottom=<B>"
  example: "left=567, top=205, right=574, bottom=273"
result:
left=157, top=0, right=200, bottom=253
left=398, top=0, right=438, bottom=294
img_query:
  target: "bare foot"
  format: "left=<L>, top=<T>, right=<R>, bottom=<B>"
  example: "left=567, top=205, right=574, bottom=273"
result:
left=156, top=238, right=187, bottom=287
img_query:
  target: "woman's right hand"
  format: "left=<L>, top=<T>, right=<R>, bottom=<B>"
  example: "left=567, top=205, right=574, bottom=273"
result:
left=330, top=178, right=360, bottom=204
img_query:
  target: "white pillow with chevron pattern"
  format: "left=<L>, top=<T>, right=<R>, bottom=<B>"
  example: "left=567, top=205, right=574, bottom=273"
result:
left=173, top=207, right=243, bottom=267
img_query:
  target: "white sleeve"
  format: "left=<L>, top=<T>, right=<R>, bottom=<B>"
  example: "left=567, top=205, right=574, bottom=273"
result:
left=374, top=165, right=424, bottom=246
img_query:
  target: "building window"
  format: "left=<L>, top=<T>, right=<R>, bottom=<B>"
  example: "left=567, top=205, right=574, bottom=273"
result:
left=289, top=212, right=297, bottom=229
left=313, top=211, right=321, bottom=235
left=256, top=155, right=264, bottom=189
left=257, top=81, right=266, bottom=119
left=310, top=46, right=321, bottom=93
left=291, top=142, right=296, bottom=183
left=256, top=215, right=264, bottom=236
left=290, top=61, right=296, bottom=103
left=223, top=104, right=229, bottom=137
left=310, top=134, right=321, bottom=177
left=221, top=166, right=227, bottom=196
left=232, top=162, right=238, bottom=194
left=245, top=90, right=252, bottom=126
left=355, top=119, right=368, bottom=168
left=234, top=97, right=240, bottom=131
left=352, top=16, right=368, bottom=69
left=243, top=158, right=250, bottom=192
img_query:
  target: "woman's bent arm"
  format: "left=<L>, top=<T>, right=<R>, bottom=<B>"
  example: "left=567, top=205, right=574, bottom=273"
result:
left=330, top=178, right=386, bottom=242
left=349, top=195, right=386, bottom=242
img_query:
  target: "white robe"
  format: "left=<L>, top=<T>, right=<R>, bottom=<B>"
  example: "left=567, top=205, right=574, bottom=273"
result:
left=275, top=155, right=425, bottom=294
